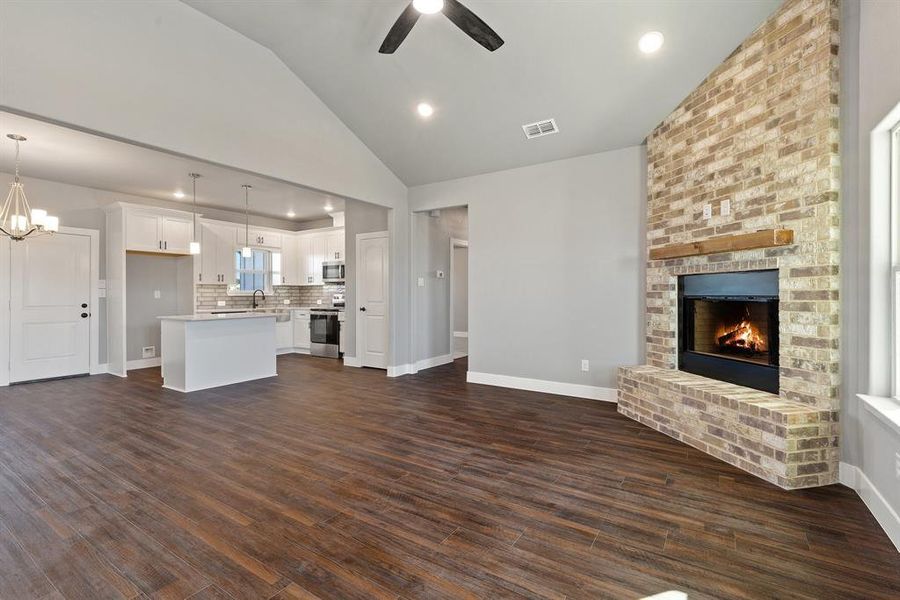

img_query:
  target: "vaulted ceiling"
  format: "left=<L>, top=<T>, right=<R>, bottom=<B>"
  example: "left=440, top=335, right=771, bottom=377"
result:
left=185, top=0, right=781, bottom=186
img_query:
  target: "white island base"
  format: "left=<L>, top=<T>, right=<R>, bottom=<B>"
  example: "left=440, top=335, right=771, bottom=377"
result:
left=159, top=313, right=277, bottom=392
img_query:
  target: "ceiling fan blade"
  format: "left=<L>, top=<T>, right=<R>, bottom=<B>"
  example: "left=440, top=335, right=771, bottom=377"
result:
left=442, top=0, right=504, bottom=52
left=379, top=3, right=420, bottom=54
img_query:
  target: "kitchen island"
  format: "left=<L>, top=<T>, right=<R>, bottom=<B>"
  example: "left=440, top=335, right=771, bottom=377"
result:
left=158, top=312, right=277, bottom=392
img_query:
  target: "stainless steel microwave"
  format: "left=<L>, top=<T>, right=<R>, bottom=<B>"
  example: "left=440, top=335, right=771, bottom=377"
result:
left=322, top=261, right=345, bottom=283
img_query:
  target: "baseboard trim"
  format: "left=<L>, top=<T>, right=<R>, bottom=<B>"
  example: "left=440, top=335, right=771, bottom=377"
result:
left=840, top=461, right=900, bottom=552
left=453, top=331, right=468, bottom=338
left=453, top=351, right=468, bottom=359
left=127, top=357, right=161, bottom=370
left=387, top=363, right=414, bottom=377
left=343, top=355, right=362, bottom=368
left=466, top=371, right=617, bottom=402
left=416, top=354, right=454, bottom=371
left=90, top=363, right=109, bottom=375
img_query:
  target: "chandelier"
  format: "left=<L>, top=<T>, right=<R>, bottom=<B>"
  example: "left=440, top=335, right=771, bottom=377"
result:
left=1, top=134, right=59, bottom=241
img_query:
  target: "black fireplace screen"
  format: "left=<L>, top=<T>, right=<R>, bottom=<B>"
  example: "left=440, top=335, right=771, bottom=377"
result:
left=679, top=270, right=779, bottom=394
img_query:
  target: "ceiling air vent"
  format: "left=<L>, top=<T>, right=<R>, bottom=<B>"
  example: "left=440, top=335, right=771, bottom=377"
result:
left=522, top=118, right=559, bottom=139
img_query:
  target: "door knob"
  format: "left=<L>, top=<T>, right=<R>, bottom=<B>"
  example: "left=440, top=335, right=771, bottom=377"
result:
left=81, top=312, right=89, bottom=318
left=81, top=303, right=88, bottom=308
left=359, top=307, right=366, bottom=312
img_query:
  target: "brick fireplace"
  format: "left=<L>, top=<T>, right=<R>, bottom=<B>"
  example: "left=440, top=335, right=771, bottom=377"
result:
left=618, top=0, right=841, bottom=489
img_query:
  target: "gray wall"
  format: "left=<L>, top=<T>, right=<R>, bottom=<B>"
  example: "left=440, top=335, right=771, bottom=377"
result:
left=125, top=254, right=192, bottom=361
left=409, top=145, right=645, bottom=388
left=453, top=246, right=468, bottom=333
left=342, top=199, right=389, bottom=358
left=840, top=0, right=900, bottom=537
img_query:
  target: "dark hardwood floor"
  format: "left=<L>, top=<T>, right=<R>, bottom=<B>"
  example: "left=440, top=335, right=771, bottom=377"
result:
left=0, top=355, right=898, bottom=599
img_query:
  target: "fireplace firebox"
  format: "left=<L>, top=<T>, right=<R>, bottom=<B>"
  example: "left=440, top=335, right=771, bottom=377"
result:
left=678, top=270, right=779, bottom=394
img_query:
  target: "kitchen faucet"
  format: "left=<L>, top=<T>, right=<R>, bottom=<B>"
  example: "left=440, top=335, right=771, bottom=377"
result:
left=252, top=289, right=266, bottom=309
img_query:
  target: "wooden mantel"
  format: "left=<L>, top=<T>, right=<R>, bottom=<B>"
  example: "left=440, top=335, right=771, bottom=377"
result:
left=649, top=229, right=794, bottom=261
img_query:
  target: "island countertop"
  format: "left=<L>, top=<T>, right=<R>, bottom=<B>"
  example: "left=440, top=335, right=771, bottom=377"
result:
left=157, top=313, right=277, bottom=322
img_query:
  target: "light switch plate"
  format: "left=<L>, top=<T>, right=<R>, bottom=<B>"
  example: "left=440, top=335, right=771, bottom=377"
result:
left=417, top=277, right=425, bottom=287
left=581, top=359, right=590, bottom=372
left=153, top=290, right=161, bottom=299
left=217, top=300, right=226, bottom=307
left=703, top=204, right=712, bottom=219
left=721, top=199, right=731, bottom=216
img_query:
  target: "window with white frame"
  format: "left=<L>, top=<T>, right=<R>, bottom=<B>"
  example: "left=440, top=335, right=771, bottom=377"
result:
left=230, top=248, right=272, bottom=294
left=892, top=121, right=900, bottom=397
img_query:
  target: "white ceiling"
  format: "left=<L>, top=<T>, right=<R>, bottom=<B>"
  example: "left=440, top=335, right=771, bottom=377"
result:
left=184, top=0, right=782, bottom=186
left=0, top=111, right=343, bottom=223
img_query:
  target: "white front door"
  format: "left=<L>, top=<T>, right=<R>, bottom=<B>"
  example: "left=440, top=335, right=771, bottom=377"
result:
left=358, top=233, right=389, bottom=369
left=10, top=233, right=92, bottom=382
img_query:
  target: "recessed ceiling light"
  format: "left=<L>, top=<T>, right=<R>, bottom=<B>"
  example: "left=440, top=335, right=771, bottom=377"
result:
left=639, top=31, right=664, bottom=54
left=413, top=0, right=443, bottom=15
left=417, top=102, right=434, bottom=118
left=324, top=205, right=334, bottom=212
left=286, top=211, right=296, bottom=218
left=173, top=190, right=186, bottom=199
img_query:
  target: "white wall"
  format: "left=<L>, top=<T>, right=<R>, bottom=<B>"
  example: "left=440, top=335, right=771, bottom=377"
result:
left=840, top=0, right=900, bottom=550
left=0, top=0, right=405, bottom=209
left=125, top=254, right=193, bottom=362
left=409, top=145, right=645, bottom=391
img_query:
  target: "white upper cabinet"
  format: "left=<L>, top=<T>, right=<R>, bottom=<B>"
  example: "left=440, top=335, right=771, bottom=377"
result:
left=125, top=210, right=162, bottom=252
left=248, top=229, right=282, bottom=249
left=125, top=207, right=195, bottom=254
left=161, top=216, right=193, bottom=254
left=199, top=222, right=237, bottom=284
left=325, top=230, right=345, bottom=262
left=277, top=236, right=299, bottom=285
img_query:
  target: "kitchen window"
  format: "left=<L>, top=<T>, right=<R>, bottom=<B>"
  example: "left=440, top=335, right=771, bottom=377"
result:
left=231, top=248, right=271, bottom=294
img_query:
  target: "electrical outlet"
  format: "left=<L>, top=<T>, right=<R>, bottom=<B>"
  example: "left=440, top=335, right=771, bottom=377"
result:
left=283, top=299, right=290, bottom=305
left=317, top=299, right=323, bottom=305
left=141, top=346, right=156, bottom=359
left=581, top=359, right=589, bottom=372
left=721, top=198, right=731, bottom=216
left=217, top=300, right=226, bottom=307
left=702, top=204, right=712, bottom=219
left=153, top=290, right=161, bottom=299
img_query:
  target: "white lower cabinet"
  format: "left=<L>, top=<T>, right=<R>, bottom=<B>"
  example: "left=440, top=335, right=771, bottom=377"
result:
left=276, top=320, right=293, bottom=352
left=293, top=310, right=311, bottom=350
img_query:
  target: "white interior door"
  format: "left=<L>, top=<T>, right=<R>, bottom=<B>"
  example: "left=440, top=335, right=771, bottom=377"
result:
left=10, top=233, right=92, bottom=382
left=358, top=233, right=389, bottom=369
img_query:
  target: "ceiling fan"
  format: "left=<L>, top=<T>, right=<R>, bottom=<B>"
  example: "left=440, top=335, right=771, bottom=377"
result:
left=379, top=0, right=504, bottom=54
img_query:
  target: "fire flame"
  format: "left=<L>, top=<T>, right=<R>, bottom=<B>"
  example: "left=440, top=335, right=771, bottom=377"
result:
left=715, top=319, right=767, bottom=353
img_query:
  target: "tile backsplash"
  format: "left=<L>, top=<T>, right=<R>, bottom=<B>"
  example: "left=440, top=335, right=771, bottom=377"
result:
left=196, top=284, right=345, bottom=311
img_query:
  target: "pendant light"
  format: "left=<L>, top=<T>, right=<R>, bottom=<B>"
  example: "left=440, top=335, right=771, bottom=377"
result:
left=188, top=172, right=201, bottom=255
left=1, top=134, right=60, bottom=241
left=241, top=184, right=252, bottom=258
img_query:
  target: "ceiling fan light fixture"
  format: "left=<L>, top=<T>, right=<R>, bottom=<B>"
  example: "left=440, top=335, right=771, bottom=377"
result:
left=412, top=0, right=443, bottom=14
left=639, top=31, right=664, bottom=54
